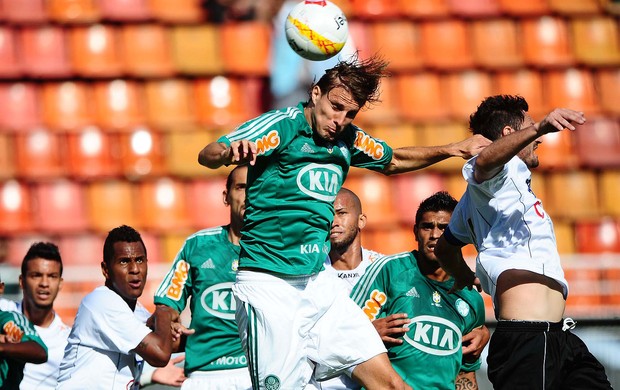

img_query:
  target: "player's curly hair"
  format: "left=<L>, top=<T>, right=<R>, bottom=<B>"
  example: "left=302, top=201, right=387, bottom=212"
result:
left=313, top=53, right=390, bottom=108
left=22, top=242, right=63, bottom=277
left=469, top=95, right=529, bottom=141
left=415, top=191, right=458, bottom=226
left=103, top=225, right=146, bottom=265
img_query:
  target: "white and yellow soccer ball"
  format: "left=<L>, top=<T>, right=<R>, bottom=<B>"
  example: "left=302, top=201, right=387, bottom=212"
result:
left=285, top=0, right=348, bottom=61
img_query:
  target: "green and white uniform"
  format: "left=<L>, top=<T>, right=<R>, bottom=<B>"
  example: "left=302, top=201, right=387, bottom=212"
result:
left=351, top=251, right=485, bottom=390
left=154, top=226, right=250, bottom=389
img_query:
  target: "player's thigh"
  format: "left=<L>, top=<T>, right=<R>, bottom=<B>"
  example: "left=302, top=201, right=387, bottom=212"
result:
left=558, top=332, right=612, bottom=390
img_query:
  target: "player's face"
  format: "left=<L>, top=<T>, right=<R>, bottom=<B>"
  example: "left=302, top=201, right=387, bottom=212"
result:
left=517, top=113, right=542, bottom=168
left=414, top=210, right=452, bottom=262
left=310, top=85, right=361, bottom=142
left=330, top=194, right=363, bottom=251
left=20, top=258, right=63, bottom=309
left=224, top=166, right=248, bottom=225
left=102, top=241, right=147, bottom=304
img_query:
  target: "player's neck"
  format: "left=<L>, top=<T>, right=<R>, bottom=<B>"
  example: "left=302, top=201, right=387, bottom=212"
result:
left=416, top=254, right=450, bottom=282
left=228, top=220, right=243, bottom=246
left=329, top=242, right=362, bottom=270
left=22, top=300, right=55, bottom=328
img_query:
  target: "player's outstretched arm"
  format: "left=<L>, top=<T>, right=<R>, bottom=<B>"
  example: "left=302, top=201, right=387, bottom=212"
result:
left=135, top=305, right=178, bottom=367
left=198, top=140, right=257, bottom=169
left=0, top=340, right=47, bottom=364
left=383, top=135, right=490, bottom=175
left=434, top=236, right=480, bottom=293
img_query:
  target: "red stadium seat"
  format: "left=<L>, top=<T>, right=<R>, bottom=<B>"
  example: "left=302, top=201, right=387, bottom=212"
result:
left=392, top=173, right=445, bottom=225
left=118, top=126, right=165, bottom=179
left=137, top=178, right=191, bottom=232
left=564, top=267, right=603, bottom=310
left=144, top=79, right=196, bottom=130
left=521, top=17, right=574, bottom=68
left=471, top=19, right=523, bottom=70
left=343, top=173, right=399, bottom=228
left=41, top=81, right=95, bottom=132
left=48, top=0, right=100, bottom=23
left=15, top=128, right=66, bottom=179
left=193, top=76, right=254, bottom=129
left=0, top=27, right=21, bottom=78
left=397, top=0, right=449, bottom=19
left=57, top=234, right=104, bottom=265
left=0, top=133, right=15, bottom=180
left=33, top=180, right=89, bottom=234
left=574, top=117, right=620, bottom=168
left=86, top=180, right=138, bottom=233
left=0, top=180, right=34, bottom=234
left=368, top=21, right=422, bottom=72
left=348, top=0, right=399, bottom=19
left=571, top=17, right=620, bottom=67
left=545, top=68, right=601, bottom=116
left=171, top=25, right=223, bottom=75
left=120, top=24, right=175, bottom=78
left=99, top=0, right=151, bottom=21
left=19, top=26, right=73, bottom=79
left=93, top=79, right=147, bottom=132
left=187, top=178, right=230, bottom=229
left=445, top=70, right=493, bottom=120
left=4, top=234, right=54, bottom=267
left=446, top=0, right=501, bottom=18
left=65, top=126, right=120, bottom=180
left=395, top=72, right=448, bottom=123
left=0, top=83, right=41, bottom=132
left=0, top=0, right=47, bottom=24
left=220, top=22, right=270, bottom=76
left=575, top=218, right=620, bottom=254
left=498, top=0, right=550, bottom=16
left=596, top=68, right=620, bottom=116
left=69, top=24, right=123, bottom=78
left=420, top=20, right=474, bottom=70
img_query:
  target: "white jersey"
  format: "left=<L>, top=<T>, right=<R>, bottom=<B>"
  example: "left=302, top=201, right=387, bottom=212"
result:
left=445, top=156, right=568, bottom=310
left=0, top=298, right=17, bottom=312
left=57, top=286, right=152, bottom=390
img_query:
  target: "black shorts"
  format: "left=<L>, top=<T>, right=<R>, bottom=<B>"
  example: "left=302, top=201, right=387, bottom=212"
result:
left=487, top=320, right=612, bottom=390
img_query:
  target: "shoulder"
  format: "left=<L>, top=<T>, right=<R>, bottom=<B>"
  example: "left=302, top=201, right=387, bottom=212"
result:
left=185, top=226, right=227, bottom=245
left=0, top=298, right=18, bottom=312
left=361, top=248, right=384, bottom=264
left=365, top=252, right=413, bottom=277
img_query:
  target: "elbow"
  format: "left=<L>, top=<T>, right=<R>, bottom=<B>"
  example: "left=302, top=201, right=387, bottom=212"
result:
left=144, top=351, right=170, bottom=368
left=32, top=348, right=48, bottom=364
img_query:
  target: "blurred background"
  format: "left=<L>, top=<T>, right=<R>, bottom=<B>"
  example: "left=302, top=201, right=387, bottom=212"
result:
left=0, top=0, right=619, bottom=387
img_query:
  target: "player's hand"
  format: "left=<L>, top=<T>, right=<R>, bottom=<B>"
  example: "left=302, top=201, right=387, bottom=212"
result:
left=537, top=108, right=586, bottom=135
left=152, top=354, right=187, bottom=387
left=449, top=270, right=482, bottom=294
left=454, top=134, right=491, bottom=159
left=228, top=140, right=258, bottom=166
left=462, top=325, right=490, bottom=362
left=372, top=313, right=411, bottom=347
left=171, top=322, right=195, bottom=342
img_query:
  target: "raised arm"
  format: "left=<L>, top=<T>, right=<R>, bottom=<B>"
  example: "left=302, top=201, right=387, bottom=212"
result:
left=0, top=340, right=47, bottom=364
left=434, top=235, right=480, bottom=293
left=198, top=140, right=257, bottom=169
left=134, top=305, right=178, bottom=367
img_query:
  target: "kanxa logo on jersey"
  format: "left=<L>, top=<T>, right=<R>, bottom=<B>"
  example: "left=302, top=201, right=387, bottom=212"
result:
left=403, top=315, right=463, bottom=356
left=354, top=130, right=384, bottom=159
left=256, top=130, right=280, bottom=155
left=165, top=260, right=189, bottom=301
left=361, top=289, right=387, bottom=321
left=3, top=321, right=24, bottom=342
left=201, top=282, right=236, bottom=320
left=296, top=163, right=342, bottom=201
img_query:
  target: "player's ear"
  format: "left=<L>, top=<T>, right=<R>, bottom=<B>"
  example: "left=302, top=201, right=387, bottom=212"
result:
left=101, top=261, right=109, bottom=280
left=501, top=125, right=515, bottom=137
left=223, top=190, right=230, bottom=206
left=413, top=224, right=420, bottom=242
left=311, top=85, right=321, bottom=105
left=358, top=213, right=367, bottom=230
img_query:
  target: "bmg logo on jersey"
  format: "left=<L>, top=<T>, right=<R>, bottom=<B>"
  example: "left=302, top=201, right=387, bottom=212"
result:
left=354, top=130, right=384, bottom=159
left=296, top=163, right=342, bottom=202
left=256, top=130, right=280, bottom=155
left=403, top=315, right=463, bottom=356
left=165, top=260, right=189, bottom=301
left=201, top=282, right=236, bottom=320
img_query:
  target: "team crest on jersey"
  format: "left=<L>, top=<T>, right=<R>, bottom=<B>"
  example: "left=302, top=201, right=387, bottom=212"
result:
left=455, top=298, right=470, bottom=317
left=231, top=259, right=239, bottom=272
left=404, top=315, right=463, bottom=356
left=432, top=291, right=442, bottom=307
left=255, top=130, right=280, bottom=155
left=296, top=163, right=342, bottom=202
left=354, top=130, right=385, bottom=160
left=265, top=375, right=281, bottom=390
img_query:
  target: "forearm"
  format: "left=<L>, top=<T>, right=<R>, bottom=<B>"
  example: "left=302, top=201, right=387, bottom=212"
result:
left=0, top=341, right=47, bottom=363
left=456, top=371, right=478, bottom=390
left=198, top=142, right=231, bottom=169
left=475, top=125, right=539, bottom=180
left=435, top=237, right=469, bottom=277
left=384, top=144, right=458, bottom=174
left=138, top=310, right=175, bottom=367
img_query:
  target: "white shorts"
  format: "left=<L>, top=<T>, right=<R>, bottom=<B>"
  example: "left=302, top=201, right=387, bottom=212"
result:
left=233, top=270, right=386, bottom=390
left=180, top=368, right=252, bottom=390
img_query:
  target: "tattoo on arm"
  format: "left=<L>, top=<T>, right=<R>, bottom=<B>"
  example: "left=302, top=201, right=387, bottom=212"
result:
left=456, top=371, right=478, bottom=390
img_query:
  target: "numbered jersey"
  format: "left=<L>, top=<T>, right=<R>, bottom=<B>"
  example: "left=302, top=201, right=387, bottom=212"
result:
left=350, top=251, right=485, bottom=390
left=218, top=103, right=393, bottom=276
left=154, top=226, right=246, bottom=373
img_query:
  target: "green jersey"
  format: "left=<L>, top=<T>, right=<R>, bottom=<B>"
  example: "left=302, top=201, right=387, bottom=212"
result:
left=154, top=226, right=246, bottom=373
left=350, top=251, right=485, bottom=390
left=218, top=103, right=393, bottom=275
left=0, top=310, right=47, bottom=390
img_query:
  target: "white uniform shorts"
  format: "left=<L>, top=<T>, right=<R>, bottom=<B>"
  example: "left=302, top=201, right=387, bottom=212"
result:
left=181, top=367, right=252, bottom=390
left=232, top=269, right=386, bottom=390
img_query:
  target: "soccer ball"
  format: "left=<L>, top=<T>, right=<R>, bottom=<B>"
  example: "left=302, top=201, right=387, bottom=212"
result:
left=285, top=0, right=348, bottom=61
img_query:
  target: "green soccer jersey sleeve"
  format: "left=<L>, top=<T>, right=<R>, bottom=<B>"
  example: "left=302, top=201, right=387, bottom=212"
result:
left=154, top=226, right=247, bottom=374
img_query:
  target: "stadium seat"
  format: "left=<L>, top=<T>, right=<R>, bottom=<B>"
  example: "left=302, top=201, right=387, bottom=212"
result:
left=93, top=79, right=147, bottom=132
left=599, top=170, right=620, bottom=217
left=33, top=180, right=89, bottom=234
left=0, top=180, right=33, bottom=234
left=564, top=267, right=603, bottom=309
left=0, top=133, right=14, bottom=180
left=148, top=0, right=204, bottom=24
left=187, top=178, right=230, bottom=229
left=161, top=232, right=188, bottom=263
left=536, top=130, right=580, bottom=170
left=497, top=0, right=550, bottom=16
left=445, top=172, right=467, bottom=201
left=368, top=21, right=422, bottom=72
left=418, top=122, right=470, bottom=172
left=193, top=76, right=255, bottom=129
left=347, top=21, right=372, bottom=60
left=446, top=0, right=501, bottom=18
left=19, top=26, right=73, bottom=79
left=47, top=0, right=100, bottom=23
left=171, top=25, right=223, bottom=75
left=342, top=173, right=399, bottom=228
left=395, top=73, right=449, bottom=123
left=545, top=171, right=599, bottom=220
left=530, top=171, right=547, bottom=206
left=552, top=220, right=576, bottom=254
left=220, top=22, right=270, bottom=76
left=392, top=173, right=445, bottom=225
left=397, top=0, right=449, bottom=19
left=571, top=17, right=620, bottom=67
left=471, top=19, right=523, bottom=69
left=137, top=178, right=191, bottom=232
left=118, top=126, right=165, bottom=179
left=86, top=180, right=138, bottom=233
left=547, top=0, right=601, bottom=15
left=596, top=68, right=620, bottom=116
left=445, top=70, right=493, bottom=120
left=165, top=128, right=214, bottom=177
left=120, top=24, right=175, bottom=78
left=69, top=24, right=123, bottom=78
left=99, top=0, right=151, bottom=21
left=574, top=117, right=620, bottom=168
left=348, top=0, right=399, bottom=19
left=0, top=83, right=41, bottom=132
left=144, top=79, right=196, bottom=130
left=4, top=234, right=54, bottom=267
left=355, top=76, right=400, bottom=125
left=0, top=27, right=21, bottom=78
left=41, top=81, right=95, bottom=132
left=0, top=0, right=47, bottom=24
left=15, top=128, right=66, bottom=179
left=545, top=68, right=601, bottom=116
left=493, top=70, right=548, bottom=119
left=65, top=126, right=120, bottom=179
left=370, top=123, right=419, bottom=149
left=420, top=20, right=474, bottom=70
left=364, top=225, right=412, bottom=255
left=57, top=234, right=104, bottom=265
left=575, top=218, right=620, bottom=254
left=602, top=267, right=620, bottom=306
left=521, top=17, right=574, bottom=68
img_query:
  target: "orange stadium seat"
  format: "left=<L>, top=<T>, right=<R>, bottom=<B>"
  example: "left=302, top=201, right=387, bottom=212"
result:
left=574, top=117, right=620, bottom=168
left=521, top=17, right=574, bottom=68
left=545, top=68, right=601, bottom=116
left=445, top=172, right=467, bottom=201
left=137, top=178, right=192, bottom=232
left=41, top=81, right=95, bottom=132
left=120, top=24, right=175, bottom=78
left=69, top=24, right=123, bottom=78
left=165, top=128, right=214, bottom=177
left=571, top=17, right=620, bottom=67
left=148, top=0, right=204, bottom=24
left=15, top=128, right=66, bottom=179
left=370, top=123, right=419, bottom=149
left=397, top=0, right=449, bottom=19
left=137, top=230, right=162, bottom=264
left=530, top=171, right=547, bottom=206
left=193, top=76, right=252, bottom=129
left=536, top=130, right=580, bottom=170
left=188, top=178, right=231, bottom=229
left=596, top=68, right=620, bottom=116
left=493, top=70, right=548, bottom=119
left=498, top=0, right=550, bottom=16
left=364, top=225, right=413, bottom=255
left=57, top=234, right=104, bottom=265
left=418, top=122, right=470, bottom=172
left=342, top=173, right=399, bottom=228
left=471, top=19, right=523, bottom=70
left=0, top=0, right=47, bottom=24
left=445, top=70, right=493, bottom=120
left=602, top=267, right=620, bottom=307
left=93, top=79, right=147, bottom=132
left=0, top=133, right=15, bottom=180
left=368, top=21, right=422, bottom=72
left=171, top=25, right=223, bottom=75
left=86, top=180, right=138, bottom=233
left=0, top=83, right=42, bottom=132
left=33, top=180, right=89, bottom=234
left=446, top=0, right=501, bottom=18
left=599, top=170, right=620, bottom=217
left=348, top=0, right=398, bottom=19
left=395, top=72, right=449, bottom=123
left=564, top=267, right=603, bottom=311
left=47, top=0, right=100, bottom=23
left=144, top=79, right=196, bottom=130
left=221, top=22, right=270, bottom=76
left=99, top=0, right=151, bottom=21
left=355, top=76, right=400, bottom=125
left=392, top=173, right=446, bottom=225
left=0, top=180, right=34, bottom=234
left=0, top=27, right=21, bottom=78
left=547, top=0, right=601, bottom=15
left=118, top=126, right=165, bottom=179
left=161, top=232, right=188, bottom=263
left=19, top=26, right=73, bottom=79
left=575, top=218, right=620, bottom=254
left=544, top=171, right=599, bottom=220
left=66, top=126, right=120, bottom=179
left=420, top=20, right=474, bottom=71
left=552, top=220, right=576, bottom=254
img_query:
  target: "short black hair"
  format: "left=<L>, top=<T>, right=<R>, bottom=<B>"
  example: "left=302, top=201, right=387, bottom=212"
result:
left=22, top=242, right=63, bottom=277
left=469, top=95, right=529, bottom=141
left=415, top=191, right=458, bottom=226
left=103, top=225, right=146, bottom=265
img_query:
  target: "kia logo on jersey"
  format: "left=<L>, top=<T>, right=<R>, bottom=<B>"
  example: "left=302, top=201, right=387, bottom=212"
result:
left=403, top=315, right=463, bottom=356
left=201, top=282, right=236, bottom=320
left=296, top=163, right=342, bottom=202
